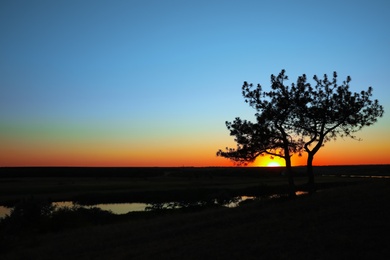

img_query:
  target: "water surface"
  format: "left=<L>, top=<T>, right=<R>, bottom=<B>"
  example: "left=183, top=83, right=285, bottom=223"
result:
left=0, top=191, right=309, bottom=218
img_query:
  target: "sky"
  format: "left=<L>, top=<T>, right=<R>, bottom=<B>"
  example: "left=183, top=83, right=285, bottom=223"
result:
left=1, top=0, right=390, bottom=167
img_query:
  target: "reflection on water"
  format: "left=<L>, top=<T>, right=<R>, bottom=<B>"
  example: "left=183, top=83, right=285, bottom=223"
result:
left=325, top=174, right=390, bottom=179
left=0, top=198, right=251, bottom=218
left=258, top=190, right=308, bottom=200
left=53, top=201, right=74, bottom=208
left=94, top=203, right=148, bottom=214
left=0, top=205, right=11, bottom=218
left=225, top=196, right=256, bottom=208
left=0, top=201, right=152, bottom=219
left=0, top=191, right=311, bottom=218
left=347, top=175, right=390, bottom=179
left=52, top=201, right=151, bottom=215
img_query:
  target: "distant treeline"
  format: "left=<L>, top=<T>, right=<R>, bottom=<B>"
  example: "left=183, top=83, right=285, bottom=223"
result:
left=0, top=166, right=283, bottom=178
left=0, top=165, right=388, bottom=178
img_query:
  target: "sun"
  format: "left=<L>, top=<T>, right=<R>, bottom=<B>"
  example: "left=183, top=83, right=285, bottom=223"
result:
left=254, top=157, right=285, bottom=167
left=267, top=161, right=281, bottom=167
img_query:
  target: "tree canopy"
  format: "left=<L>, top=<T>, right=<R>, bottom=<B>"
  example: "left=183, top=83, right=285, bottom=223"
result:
left=292, top=72, right=384, bottom=191
left=217, top=70, right=384, bottom=194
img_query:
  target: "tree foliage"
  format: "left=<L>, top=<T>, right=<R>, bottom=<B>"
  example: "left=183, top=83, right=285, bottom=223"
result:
left=295, top=72, right=383, bottom=146
left=217, top=70, right=303, bottom=166
left=217, top=70, right=384, bottom=194
left=292, top=72, right=384, bottom=190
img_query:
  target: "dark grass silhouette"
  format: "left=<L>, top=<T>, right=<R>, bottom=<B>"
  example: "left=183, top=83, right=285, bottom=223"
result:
left=1, top=178, right=389, bottom=259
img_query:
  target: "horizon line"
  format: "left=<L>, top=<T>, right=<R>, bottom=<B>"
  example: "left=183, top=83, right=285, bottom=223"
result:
left=1, top=164, right=390, bottom=168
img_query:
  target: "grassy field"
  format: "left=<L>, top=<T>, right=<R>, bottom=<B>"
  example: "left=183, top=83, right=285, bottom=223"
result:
left=2, top=165, right=385, bottom=205
left=0, top=166, right=389, bottom=259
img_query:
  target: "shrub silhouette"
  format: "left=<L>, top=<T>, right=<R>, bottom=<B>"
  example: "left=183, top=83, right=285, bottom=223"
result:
left=0, top=198, right=54, bottom=234
left=0, top=198, right=115, bottom=237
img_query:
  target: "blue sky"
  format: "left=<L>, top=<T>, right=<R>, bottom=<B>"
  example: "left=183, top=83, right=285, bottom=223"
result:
left=1, top=0, right=389, bottom=166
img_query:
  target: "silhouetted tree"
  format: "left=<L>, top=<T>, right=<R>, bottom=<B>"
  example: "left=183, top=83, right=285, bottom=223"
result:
left=217, top=70, right=303, bottom=197
left=217, top=70, right=384, bottom=195
left=292, top=72, right=384, bottom=192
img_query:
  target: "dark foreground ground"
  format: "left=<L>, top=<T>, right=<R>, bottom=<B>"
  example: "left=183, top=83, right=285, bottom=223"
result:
left=1, top=165, right=389, bottom=205
left=1, top=177, right=389, bottom=259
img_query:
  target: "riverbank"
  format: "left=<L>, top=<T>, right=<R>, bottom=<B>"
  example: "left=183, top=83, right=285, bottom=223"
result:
left=1, top=179, right=389, bottom=259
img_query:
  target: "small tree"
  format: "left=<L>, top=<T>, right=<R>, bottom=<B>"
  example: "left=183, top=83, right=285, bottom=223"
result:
left=293, top=72, right=384, bottom=192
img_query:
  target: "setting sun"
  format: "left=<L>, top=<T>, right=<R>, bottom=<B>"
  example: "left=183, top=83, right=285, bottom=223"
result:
left=267, top=161, right=281, bottom=167
left=254, top=156, right=286, bottom=167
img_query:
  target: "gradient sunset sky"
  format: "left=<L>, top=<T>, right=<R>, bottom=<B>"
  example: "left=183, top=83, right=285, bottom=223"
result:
left=1, top=0, right=389, bottom=167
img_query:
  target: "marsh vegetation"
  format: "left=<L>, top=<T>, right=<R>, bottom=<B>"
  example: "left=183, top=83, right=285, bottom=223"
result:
left=0, top=166, right=389, bottom=259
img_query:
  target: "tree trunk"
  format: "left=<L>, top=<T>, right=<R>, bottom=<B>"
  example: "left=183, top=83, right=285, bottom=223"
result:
left=285, top=155, right=296, bottom=198
left=307, top=153, right=316, bottom=194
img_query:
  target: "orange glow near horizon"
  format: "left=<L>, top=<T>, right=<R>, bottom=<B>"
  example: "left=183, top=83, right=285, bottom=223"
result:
left=1, top=127, right=389, bottom=167
left=2, top=144, right=390, bottom=167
